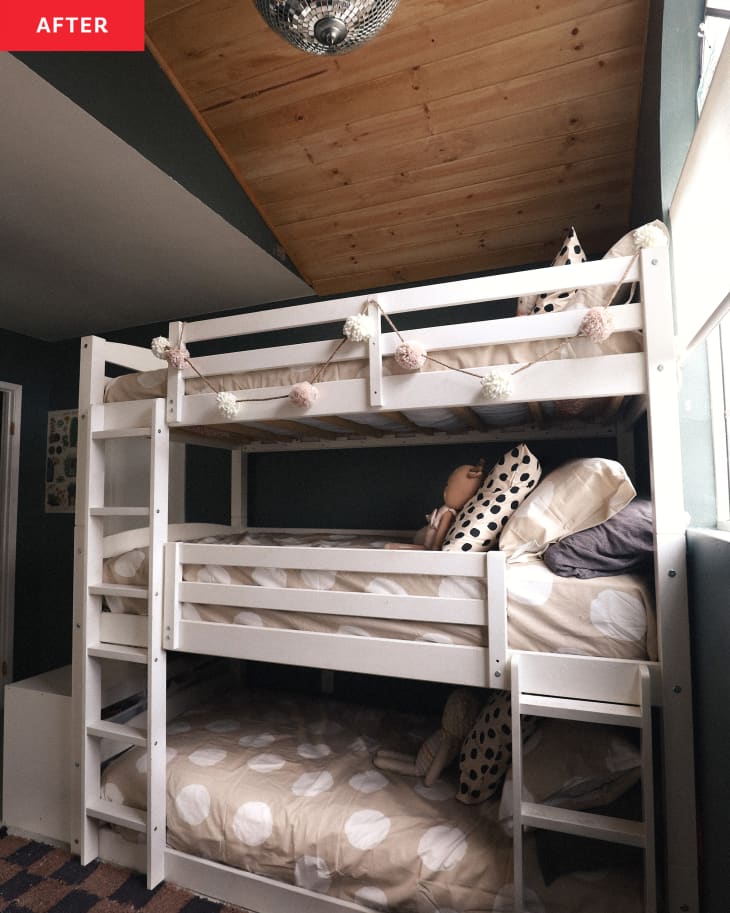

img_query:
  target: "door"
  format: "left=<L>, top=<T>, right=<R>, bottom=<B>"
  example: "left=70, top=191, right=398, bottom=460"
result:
left=0, top=382, right=21, bottom=707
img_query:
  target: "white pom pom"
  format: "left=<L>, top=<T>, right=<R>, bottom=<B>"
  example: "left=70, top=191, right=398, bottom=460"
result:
left=343, top=313, right=374, bottom=343
left=289, top=382, right=319, bottom=408
left=151, top=336, right=170, bottom=360
left=216, top=391, right=240, bottom=419
left=394, top=341, right=427, bottom=370
left=633, top=223, right=668, bottom=250
left=480, top=369, right=513, bottom=400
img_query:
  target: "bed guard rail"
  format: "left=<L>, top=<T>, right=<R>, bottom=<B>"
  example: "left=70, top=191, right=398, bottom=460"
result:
left=162, top=539, right=509, bottom=688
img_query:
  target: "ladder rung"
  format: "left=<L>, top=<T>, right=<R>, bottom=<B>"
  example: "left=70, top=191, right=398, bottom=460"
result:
left=92, top=428, right=151, bottom=440
left=520, top=802, right=646, bottom=847
left=90, top=507, right=150, bottom=518
left=89, top=584, right=148, bottom=600
left=87, top=798, right=147, bottom=832
left=88, top=643, right=148, bottom=664
left=87, top=720, right=147, bottom=747
left=520, top=694, right=643, bottom=726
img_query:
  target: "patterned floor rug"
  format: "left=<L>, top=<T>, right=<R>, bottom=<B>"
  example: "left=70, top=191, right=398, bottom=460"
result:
left=0, top=831, right=248, bottom=913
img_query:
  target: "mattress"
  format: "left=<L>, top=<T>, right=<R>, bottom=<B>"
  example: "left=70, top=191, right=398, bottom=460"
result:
left=103, top=531, right=657, bottom=660
left=104, top=332, right=642, bottom=431
left=100, top=691, right=644, bottom=913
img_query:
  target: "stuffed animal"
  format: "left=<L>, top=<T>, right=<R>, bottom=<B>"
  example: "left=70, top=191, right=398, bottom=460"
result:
left=373, top=688, right=483, bottom=786
left=387, top=460, right=485, bottom=551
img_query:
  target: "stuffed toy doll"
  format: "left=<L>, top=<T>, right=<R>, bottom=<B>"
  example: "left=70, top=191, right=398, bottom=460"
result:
left=373, top=688, right=483, bottom=786
left=387, top=460, right=485, bottom=550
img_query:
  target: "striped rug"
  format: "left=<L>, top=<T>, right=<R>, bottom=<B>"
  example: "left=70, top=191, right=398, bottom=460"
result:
left=0, top=831, right=247, bottom=913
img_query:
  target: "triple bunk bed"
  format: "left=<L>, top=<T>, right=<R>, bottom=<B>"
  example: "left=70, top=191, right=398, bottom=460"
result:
left=71, top=228, right=698, bottom=913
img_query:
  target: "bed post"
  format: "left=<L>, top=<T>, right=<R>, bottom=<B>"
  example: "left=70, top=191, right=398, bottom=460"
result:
left=367, top=298, right=384, bottom=408
left=167, top=321, right=185, bottom=426
left=639, top=246, right=699, bottom=913
left=487, top=550, right=508, bottom=688
left=231, top=449, right=247, bottom=530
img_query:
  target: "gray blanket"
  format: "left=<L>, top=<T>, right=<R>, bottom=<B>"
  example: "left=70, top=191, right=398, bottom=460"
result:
left=543, top=499, right=654, bottom=579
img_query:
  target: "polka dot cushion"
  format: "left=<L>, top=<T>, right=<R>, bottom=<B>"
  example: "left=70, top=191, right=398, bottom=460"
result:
left=457, top=691, right=537, bottom=805
left=516, top=226, right=587, bottom=316
left=442, top=443, right=542, bottom=553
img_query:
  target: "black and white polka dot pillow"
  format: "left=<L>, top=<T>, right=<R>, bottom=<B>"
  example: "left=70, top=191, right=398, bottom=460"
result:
left=457, top=690, right=537, bottom=805
left=442, top=444, right=542, bottom=553
left=516, top=227, right=587, bottom=316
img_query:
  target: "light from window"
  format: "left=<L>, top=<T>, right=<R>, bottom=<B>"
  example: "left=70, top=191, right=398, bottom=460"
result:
left=699, top=5, right=730, bottom=110
left=708, top=318, right=730, bottom=530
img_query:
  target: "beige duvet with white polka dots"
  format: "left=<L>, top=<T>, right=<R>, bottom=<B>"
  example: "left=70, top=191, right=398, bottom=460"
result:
left=103, top=532, right=656, bottom=660
left=101, top=691, right=644, bottom=912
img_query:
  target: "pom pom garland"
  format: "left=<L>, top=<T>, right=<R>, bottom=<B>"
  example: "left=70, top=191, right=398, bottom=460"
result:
left=480, top=369, right=513, bottom=400
left=343, top=313, right=374, bottom=343
left=633, top=224, right=668, bottom=250
left=151, top=336, right=171, bottom=360
left=394, top=340, right=428, bottom=370
left=216, top=391, right=240, bottom=419
left=579, top=307, right=614, bottom=343
left=289, top=382, right=319, bottom=408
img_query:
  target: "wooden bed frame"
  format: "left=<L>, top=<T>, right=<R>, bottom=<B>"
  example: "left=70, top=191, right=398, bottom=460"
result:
left=71, top=247, right=698, bottom=913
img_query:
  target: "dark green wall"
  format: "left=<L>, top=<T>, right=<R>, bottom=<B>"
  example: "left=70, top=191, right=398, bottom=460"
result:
left=687, top=529, right=730, bottom=913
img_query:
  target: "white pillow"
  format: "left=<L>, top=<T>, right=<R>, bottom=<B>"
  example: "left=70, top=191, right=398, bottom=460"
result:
left=499, top=457, right=636, bottom=561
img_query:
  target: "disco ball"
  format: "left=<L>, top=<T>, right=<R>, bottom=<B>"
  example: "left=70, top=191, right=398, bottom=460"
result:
left=253, top=0, right=400, bottom=56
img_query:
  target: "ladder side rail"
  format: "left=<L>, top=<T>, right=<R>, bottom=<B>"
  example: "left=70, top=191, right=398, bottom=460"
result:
left=147, top=399, right=169, bottom=887
left=639, top=246, right=698, bottom=913
left=640, top=665, right=657, bottom=913
left=72, top=394, right=106, bottom=864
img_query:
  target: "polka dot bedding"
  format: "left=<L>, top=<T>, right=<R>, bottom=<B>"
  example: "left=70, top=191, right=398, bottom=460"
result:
left=101, top=690, right=645, bottom=913
left=103, top=531, right=656, bottom=660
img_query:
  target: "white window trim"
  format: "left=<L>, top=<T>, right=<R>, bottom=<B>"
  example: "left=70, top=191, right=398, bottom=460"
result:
left=708, top=322, right=730, bottom=530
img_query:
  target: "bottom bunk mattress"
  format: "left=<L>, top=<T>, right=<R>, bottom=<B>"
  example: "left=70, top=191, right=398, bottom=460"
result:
left=103, top=530, right=657, bottom=660
left=101, top=690, right=644, bottom=913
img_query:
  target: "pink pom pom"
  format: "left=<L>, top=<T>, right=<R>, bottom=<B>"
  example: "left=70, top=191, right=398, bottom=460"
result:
left=164, top=343, right=190, bottom=369
left=289, top=382, right=319, bottom=408
left=579, top=307, right=614, bottom=343
left=394, top=341, right=427, bottom=370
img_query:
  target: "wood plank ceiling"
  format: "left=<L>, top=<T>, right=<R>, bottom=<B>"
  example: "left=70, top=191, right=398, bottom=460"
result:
left=146, top=0, right=650, bottom=297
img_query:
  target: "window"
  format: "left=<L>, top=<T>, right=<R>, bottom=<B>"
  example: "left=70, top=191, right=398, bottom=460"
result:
left=698, top=3, right=730, bottom=111
left=689, top=5, right=730, bottom=529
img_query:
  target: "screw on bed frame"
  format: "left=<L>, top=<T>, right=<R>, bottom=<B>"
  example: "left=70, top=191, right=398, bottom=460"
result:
left=494, top=670, right=501, bottom=678
left=668, top=569, right=677, bottom=577
left=673, top=685, right=683, bottom=694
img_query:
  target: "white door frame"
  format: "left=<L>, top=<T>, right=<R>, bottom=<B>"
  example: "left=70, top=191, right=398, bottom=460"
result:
left=0, top=382, right=21, bottom=699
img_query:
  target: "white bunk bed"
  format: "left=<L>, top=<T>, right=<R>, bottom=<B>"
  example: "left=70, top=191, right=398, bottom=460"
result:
left=71, top=244, right=698, bottom=913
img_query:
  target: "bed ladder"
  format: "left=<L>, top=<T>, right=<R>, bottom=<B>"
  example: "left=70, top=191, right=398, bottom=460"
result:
left=73, top=397, right=168, bottom=888
left=510, top=652, right=655, bottom=913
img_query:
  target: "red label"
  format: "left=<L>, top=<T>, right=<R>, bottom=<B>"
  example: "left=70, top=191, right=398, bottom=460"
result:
left=0, top=1, right=145, bottom=51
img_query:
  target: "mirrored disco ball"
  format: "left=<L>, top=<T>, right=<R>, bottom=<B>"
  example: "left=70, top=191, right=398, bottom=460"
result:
left=253, top=0, right=400, bottom=55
